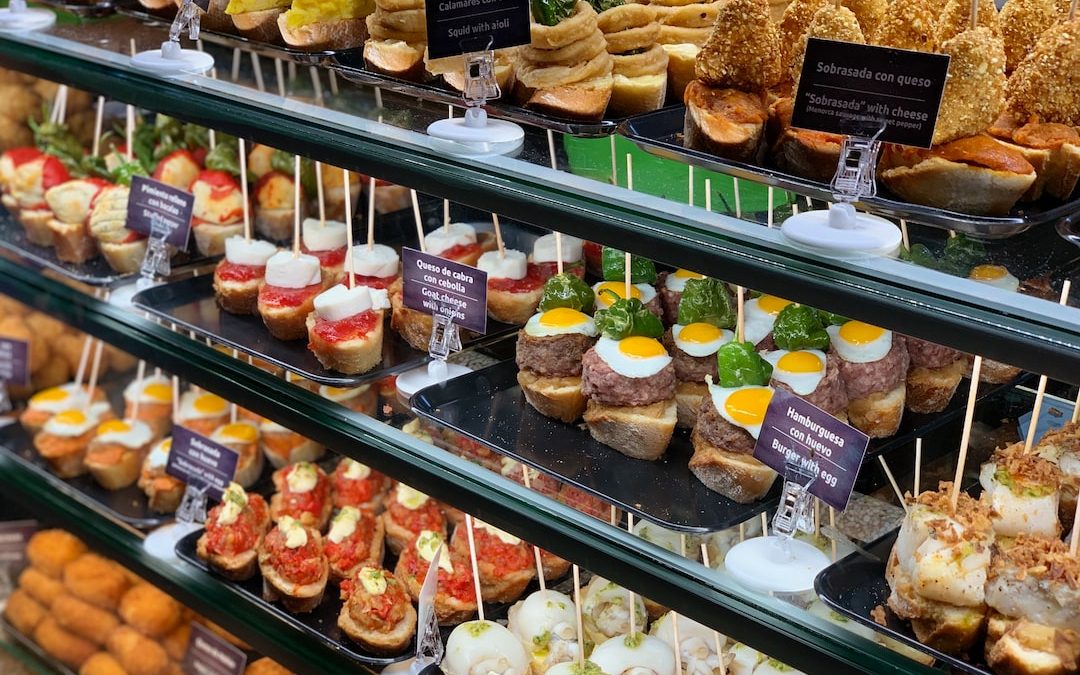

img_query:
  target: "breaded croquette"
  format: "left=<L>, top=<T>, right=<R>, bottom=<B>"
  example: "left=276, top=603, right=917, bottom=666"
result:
left=63, top=553, right=130, bottom=612
left=34, top=617, right=98, bottom=670
left=52, top=593, right=122, bottom=645
left=779, top=0, right=829, bottom=75
left=695, top=0, right=783, bottom=90
left=106, top=626, right=171, bottom=675
left=935, top=0, right=1001, bottom=45
left=26, top=529, right=86, bottom=578
left=244, top=658, right=294, bottom=675
left=119, top=584, right=182, bottom=639
left=934, top=27, right=1007, bottom=145
left=3, top=589, right=47, bottom=635
left=874, top=0, right=937, bottom=55
left=1000, top=0, right=1063, bottom=72
left=161, top=623, right=191, bottom=661
left=18, top=566, right=65, bottom=606
left=1007, top=19, right=1080, bottom=126
left=841, top=0, right=886, bottom=37
left=79, top=653, right=129, bottom=675
left=792, top=5, right=865, bottom=89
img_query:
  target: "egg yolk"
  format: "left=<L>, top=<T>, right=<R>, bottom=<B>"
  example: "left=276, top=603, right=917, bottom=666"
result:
left=53, top=410, right=87, bottom=426
left=97, top=420, right=131, bottom=436
left=679, top=323, right=722, bottom=344
left=159, top=439, right=173, bottom=451
left=539, top=307, right=588, bottom=328
left=194, top=393, right=227, bottom=415
left=757, top=295, right=792, bottom=315
left=673, top=269, right=705, bottom=280
left=969, top=264, right=1008, bottom=281
left=838, top=321, right=886, bottom=345
left=618, top=336, right=667, bottom=359
left=777, top=351, right=824, bottom=373
left=219, top=423, right=257, bottom=443
left=143, top=383, right=172, bottom=402
left=32, top=387, right=68, bottom=403
left=323, top=386, right=352, bottom=397
left=595, top=282, right=642, bottom=302
left=723, top=388, right=773, bottom=426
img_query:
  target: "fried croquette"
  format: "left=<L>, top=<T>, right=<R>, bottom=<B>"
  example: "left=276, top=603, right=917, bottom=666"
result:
left=244, top=657, right=294, bottom=675
left=792, top=5, right=865, bottom=89
left=106, top=626, right=171, bottom=675
left=52, top=593, right=122, bottom=645
left=935, top=0, right=1001, bottom=45
left=161, top=623, right=191, bottom=661
left=79, top=652, right=130, bottom=675
left=934, top=27, right=1007, bottom=145
left=1000, top=0, right=1062, bottom=72
left=34, top=617, right=98, bottom=670
left=63, top=553, right=130, bottom=611
left=118, top=585, right=182, bottom=639
left=26, top=529, right=86, bottom=578
left=3, top=589, right=46, bottom=635
left=1007, top=20, right=1080, bottom=126
left=18, top=566, right=65, bottom=606
left=695, top=0, right=783, bottom=90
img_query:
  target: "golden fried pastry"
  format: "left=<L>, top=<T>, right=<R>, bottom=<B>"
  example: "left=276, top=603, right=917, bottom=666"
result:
left=999, top=0, right=1062, bottom=72
left=792, top=4, right=865, bottom=89
left=161, top=623, right=191, bottom=661
left=1006, top=20, right=1080, bottom=126
left=934, top=0, right=1001, bottom=45
left=52, top=593, right=122, bottom=645
left=244, top=658, right=294, bottom=675
left=3, top=589, right=47, bottom=635
left=778, top=0, right=828, bottom=75
left=696, top=0, right=783, bottom=91
left=118, top=585, right=182, bottom=639
left=79, top=652, right=130, bottom=675
left=52, top=333, right=90, bottom=377
left=933, top=27, right=1007, bottom=146
left=25, top=311, right=67, bottom=339
left=63, top=553, right=131, bottom=611
left=106, top=626, right=171, bottom=675
left=34, top=617, right=99, bottom=670
left=26, top=529, right=87, bottom=578
left=841, top=0, right=886, bottom=37
left=18, top=566, right=65, bottom=606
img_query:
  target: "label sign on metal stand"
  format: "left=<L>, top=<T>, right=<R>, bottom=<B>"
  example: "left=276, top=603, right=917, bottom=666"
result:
left=128, top=175, right=196, bottom=249
left=166, top=426, right=239, bottom=502
left=425, top=0, right=531, bottom=59
left=402, top=247, right=489, bottom=334
left=182, top=622, right=247, bottom=675
left=791, top=38, right=950, bottom=148
left=0, top=338, right=30, bottom=387
left=753, top=388, right=869, bottom=510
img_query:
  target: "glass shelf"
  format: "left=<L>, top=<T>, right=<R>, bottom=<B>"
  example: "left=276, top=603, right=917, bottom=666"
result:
left=0, top=13, right=1076, bottom=382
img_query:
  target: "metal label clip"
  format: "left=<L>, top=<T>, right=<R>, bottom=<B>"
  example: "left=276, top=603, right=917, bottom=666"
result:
left=772, top=459, right=817, bottom=539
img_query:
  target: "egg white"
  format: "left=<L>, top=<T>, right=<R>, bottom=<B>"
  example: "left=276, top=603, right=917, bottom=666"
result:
left=124, top=374, right=172, bottom=405
left=444, top=621, right=529, bottom=675
left=29, top=382, right=89, bottom=414
left=523, top=309, right=598, bottom=338
left=663, top=270, right=705, bottom=293
left=762, top=349, right=827, bottom=396
left=707, top=383, right=774, bottom=439
left=177, top=391, right=229, bottom=421
left=593, top=282, right=657, bottom=310
left=145, top=438, right=172, bottom=470
left=95, top=419, right=153, bottom=448
left=671, top=323, right=733, bottom=358
left=42, top=402, right=111, bottom=437
left=594, top=336, right=671, bottom=378
left=591, top=633, right=676, bottom=675
left=969, top=266, right=1020, bottom=293
left=826, top=324, right=892, bottom=363
left=743, top=298, right=780, bottom=346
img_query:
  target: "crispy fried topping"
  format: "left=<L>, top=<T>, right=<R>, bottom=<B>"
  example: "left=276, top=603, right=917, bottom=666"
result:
left=990, top=534, right=1080, bottom=588
left=934, top=27, right=1007, bottom=145
left=912, top=482, right=995, bottom=535
left=871, top=605, right=888, bottom=626
left=990, top=441, right=1063, bottom=492
left=841, top=0, right=887, bottom=37
left=1000, top=0, right=1062, bottom=72
left=935, top=0, right=1002, bottom=46
left=791, top=5, right=865, bottom=89
left=695, top=0, right=783, bottom=90
left=871, top=0, right=937, bottom=51
left=1006, top=20, right=1080, bottom=127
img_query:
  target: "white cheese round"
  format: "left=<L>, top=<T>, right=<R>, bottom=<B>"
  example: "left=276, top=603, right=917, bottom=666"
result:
left=349, top=244, right=399, bottom=278
left=532, top=233, right=583, bottom=264
left=264, top=251, right=322, bottom=288
left=477, top=250, right=527, bottom=280
left=302, top=218, right=347, bottom=251
left=224, top=236, right=277, bottom=266
left=424, top=222, right=476, bottom=256
left=314, top=284, right=373, bottom=322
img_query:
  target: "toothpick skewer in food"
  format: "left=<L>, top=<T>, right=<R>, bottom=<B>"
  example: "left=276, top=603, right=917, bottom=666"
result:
left=900, top=219, right=910, bottom=251
left=130, top=361, right=146, bottom=420
left=767, top=187, right=775, bottom=227
left=554, top=232, right=564, bottom=275
left=328, top=70, right=338, bottom=96
left=492, top=214, right=505, bottom=259
left=410, top=190, right=426, bottom=252
left=292, top=156, right=302, bottom=257
left=761, top=512, right=768, bottom=534
left=828, top=507, right=837, bottom=560
left=572, top=565, right=585, bottom=665
left=463, top=514, right=485, bottom=621
left=1071, top=499, right=1080, bottom=556
left=230, top=351, right=239, bottom=423
left=125, top=102, right=134, bottom=163
left=231, top=48, right=241, bottom=82
left=699, top=544, right=729, bottom=675
left=735, top=286, right=745, bottom=342
left=443, top=200, right=450, bottom=233
left=1023, top=280, right=1072, bottom=452
left=951, top=356, right=983, bottom=510
left=309, top=67, right=322, bottom=102
left=91, top=96, right=104, bottom=158
left=518, top=467, right=547, bottom=591
left=548, top=130, right=558, bottom=172
left=367, top=174, right=376, bottom=252
left=344, top=169, right=355, bottom=288
left=315, top=162, right=325, bottom=226
left=878, top=456, right=909, bottom=512
left=73, top=336, right=92, bottom=391
left=914, top=438, right=922, bottom=494
left=239, top=139, right=251, bottom=241
left=374, top=87, right=383, bottom=110
left=83, top=341, right=105, bottom=413
left=688, top=165, right=695, bottom=205
left=171, top=376, right=180, bottom=419
left=626, top=514, right=637, bottom=634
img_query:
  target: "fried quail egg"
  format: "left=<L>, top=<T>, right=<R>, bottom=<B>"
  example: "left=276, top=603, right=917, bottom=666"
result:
left=762, top=349, right=827, bottom=395
left=29, top=383, right=89, bottom=413
left=177, top=391, right=228, bottom=420
left=42, top=403, right=111, bottom=437
left=743, top=295, right=793, bottom=345
left=211, top=422, right=258, bottom=445
left=124, top=374, right=172, bottom=405
left=671, top=322, right=733, bottom=357
left=524, top=308, right=598, bottom=338
left=968, top=265, right=1019, bottom=293
left=95, top=419, right=153, bottom=447
left=593, top=281, right=657, bottom=310
left=594, top=336, right=672, bottom=378
left=826, top=321, right=892, bottom=363
left=707, top=382, right=774, bottom=439
left=663, top=268, right=706, bottom=292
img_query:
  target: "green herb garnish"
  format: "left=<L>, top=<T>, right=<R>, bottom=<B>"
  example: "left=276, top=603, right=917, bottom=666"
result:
left=716, top=341, right=773, bottom=387
left=531, top=0, right=576, bottom=25
left=601, top=246, right=656, bottom=284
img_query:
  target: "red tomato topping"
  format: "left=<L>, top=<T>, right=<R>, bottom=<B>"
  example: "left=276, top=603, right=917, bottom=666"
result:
left=344, top=274, right=397, bottom=291
left=341, top=572, right=411, bottom=631
left=399, top=545, right=475, bottom=602
left=489, top=263, right=545, bottom=294
left=216, top=260, right=265, bottom=283
left=386, top=492, right=445, bottom=536
left=263, top=526, right=324, bottom=585
left=274, top=464, right=330, bottom=521
left=41, top=156, right=70, bottom=191
left=310, top=310, right=378, bottom=345
left=301, top=244, right=346, bottom=268
left=258, top=283, right=321, bottom=309
left=583, top=241, right=602, bottom=271
left=192, top=147, right=208, bottom=167
left=472, top=527, right=532, bottom=576
left=532, top=260, right=586, bottom=282
left=332, top=463, right=388, bottom=509
left=4, top=147, right=42, bottom=167
left=193, top=169, right=240, bottom=196
left=325, top=514, right=377, bottom=572
left=439, top=242, right=480, bottom=263
left=204, top=494, right=267, bottom=557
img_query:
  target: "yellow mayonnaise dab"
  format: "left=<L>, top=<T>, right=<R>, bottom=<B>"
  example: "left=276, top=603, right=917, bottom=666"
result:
left=672, top=269, right=705, bottom=280
left=280, top=517, right=308, bottom=549
left=969, top=264, right=1008, bottom=281
left=838, top=321, right=886, bottom=345
left=617, top=336, right=666, bottom=359
left=416, top=531, right=453, bottom=573
left=678, top=323, right=723, bottom=344
left=757, top=295, right=792, bottom=315
left=328, top=507, right=360, bottom=544
left=344, top=459, right=372, bottom=480
left=539, top=307, right=589, bottom=328
left=32, top=387, right=68, bottom=404
left=396, top=484, right=430, bottom=509
left=723, top=389, right=774, bottom=426
left=53, top=410, right=87, bottom=426
left=143, top=382, right=172, bottom=402
left=595, top=281, right=642, bottom=301
left=359, top=567, right=388, bottom=595
left=194, top=393, right=227, bottom=415
left=97, top=420, right=131, bottom=436
left=776, top=351, right=824, bottom=373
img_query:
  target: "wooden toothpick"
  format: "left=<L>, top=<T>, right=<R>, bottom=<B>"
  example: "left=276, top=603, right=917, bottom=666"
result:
left=315, top=162, right=325, bottom=227
left=878, top=456, right=908, bottom=513
left=519, top=466, right=547, bottom=591
left=464, top=515, right=485, bottom=621
left=951, top=356, right=983, bottom=511
left=736, top=286, right=745, bottom=342
left=91, top=96, right=104, bottom=158
left=367, top=175, right=377, bottom=251
left=292, top=156, right=301, bottom=257
left=344, top=169, right=354, bottom=288
left=239, top=139, right=251, bottom=241
left=129, top=360, right=146, bottom=420
left=411, top=190, right=426, bottom=253
left=1024, top=280, right=1072, bottom=452
left=492, top=214, right=505, bottom=258
left=914, top=437, right=922, bottom=495
left=699, top=544, right=728, bottom=675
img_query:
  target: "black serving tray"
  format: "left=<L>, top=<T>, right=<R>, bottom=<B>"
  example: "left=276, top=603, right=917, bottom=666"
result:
left=0, top=423, right=169, bottom=530
left=815, top=529, right=987, bottom=674
left=35, top=0, right=114, bottom=17
left=0, top=616, right=78, bottom=675
left=410, top=360, right=782, bottom=533
left=618, top=106, right=1080, bottom=239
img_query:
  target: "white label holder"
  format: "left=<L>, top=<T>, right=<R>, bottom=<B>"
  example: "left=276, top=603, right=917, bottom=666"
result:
left=131, top=0, right=215, bottom=76
left=142, top=483, right=206, bottom=560
left=0, top=0, right=55, bottom=33
left=427, top=47, right=524, bottom=157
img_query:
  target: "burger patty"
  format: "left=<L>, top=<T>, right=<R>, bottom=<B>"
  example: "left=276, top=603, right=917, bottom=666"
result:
left=659, top=284, right=681, bottom=325
left=772, top=355, right=848, bottom=415
left=662, top=329, right=718, bottom=383
left=832, top=336, right=910, bottom=400
left=694, top=394, right=755, bottom=454
left=515, top=331, right=595, bottom=378
left=755, top=334, right=776, bottom=352
left=581, top=347, right=675, bottom=407
left=905, top=336, right=963, bottom=370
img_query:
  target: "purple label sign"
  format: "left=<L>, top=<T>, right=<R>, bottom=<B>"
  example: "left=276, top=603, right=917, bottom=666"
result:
left=182, top=623, right=247, bottom=675
left=128, top=175, right=195, bottom=250
left=167, top=426, right=239, bottom=502
left=754, top=388, right=869, bottom=511
left=402, top=247, right=489, bottom=334
left=0, top=338, right=30, bottom=387
left=0, top=520, right=37, bottom=567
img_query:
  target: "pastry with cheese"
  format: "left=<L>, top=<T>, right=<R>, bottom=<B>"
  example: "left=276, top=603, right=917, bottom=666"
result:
left=88, top=185, right=146, bottom=275
left=258, top=251, right=325, bottom=340
left=43, top=178, right=110, bottom=263
left=214, top=237, right=278, bottom=315
left=278, top=0, right=371, bottom=50
left=190, top=170, right=246, bottom=257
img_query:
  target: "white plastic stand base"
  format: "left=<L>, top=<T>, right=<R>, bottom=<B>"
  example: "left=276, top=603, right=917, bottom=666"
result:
left=396, top=360, right=472, bottom=408
left=142, top=521, right=201, bottom=560
left=781, top=203, right=902, bottom=258
left=724, top=536, right=830, bottom=594
left=131, top=41, right=214, bottom=76
left=427, top=108, right=524, bottom=157
left=0, top=7, right=55, bottom=31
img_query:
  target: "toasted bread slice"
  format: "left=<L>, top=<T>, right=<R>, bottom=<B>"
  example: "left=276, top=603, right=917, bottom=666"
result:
left=487, top=286, right=542, bottom=326
left=231, top=7, right=287, bottom=43
left=683, top=80, right=767, bottom=163
left=254, top=207, right=295, bottom=242
left=99, top=240, right=147, bottom=275
left=196, top=532, right=260, bottom=581
left=193, top=222, right=243, bottom=257
left=848, top=383, right=905, bottom=438
left=20, top=209, right=55, bottom=247
left=47, top=219, right=97, bottom=263
left=260, top=549, right=328, bottom=613
left=517, top=370, right=586, bottom=423
left=880, top=156, right=1035, bottom=216
left=608, top=73, right=667, bottom=116
left=215, top=276, right=262, bottom=316
left=338, top=591, right=416, bottom=655
left=259, top=294, right=317, bottom=341
left=306, top=312, right=384, bottom=374
left=518, top=75, right=614, bottom=121
left=364, top=39, right=426, bottom=80
left=583, top=397, right=676, bottom=460
left=675, top=380, right=706, bottom=429
left=279, top=15, right=369, bottom=50
left=772, top=129, right=843, bottom=183
left=906, top=358, right=965, bottom=414
left=689, top=427, right=777, bottom=503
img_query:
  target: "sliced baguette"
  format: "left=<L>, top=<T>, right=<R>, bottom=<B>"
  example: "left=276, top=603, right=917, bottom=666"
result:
left=363, top=39, right=426, bottom=80
left=847, top=383, right=905, bottom=438
left=675, top=380, right=706, bottom=429
left=905, top=358, right=965, bottom=414
left=689, top=427, right=777, bottom=503
left=278, top=15, right=369, bottom=51
left=487, top=286, right=542, bottom=326
left=517, top=370, right=586, bottom=423
left=196, top=532, right=260, bottom=581
left=338, top=590, right=416, bottom=655
left=231, top=7, right=287, bottom=43
left=306, top=311, right=384, bottom=374
left=583, top=397, right=676, bottom=460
